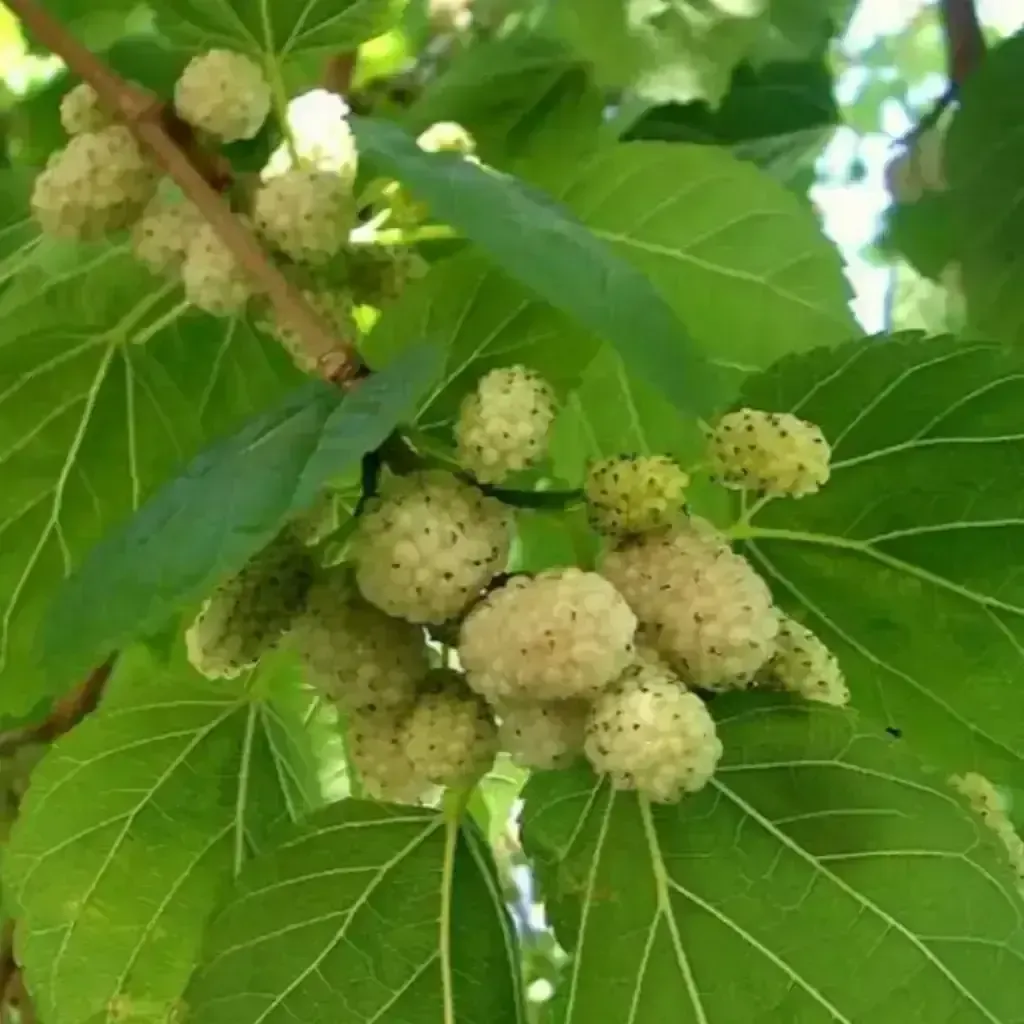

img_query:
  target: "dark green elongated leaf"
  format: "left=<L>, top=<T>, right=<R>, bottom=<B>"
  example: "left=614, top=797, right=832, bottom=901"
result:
left=4, top=669, right=316, bottom=1024
left=185, top=801, right=525, bottom=1024
left=42, top=340, right=442, bottom=683
left=731, top=333, right=1024, bottom=792
left=545, top=141, right=856, bottom=371
left=522, top=695, right=1024, bottom=1024
left=352, top=118, right=721, bottom=419
left=161, top=0, right=405, bottom=64
left=943, top=29, right=1024, bottom=343
left=0, top=244, right=299, bottom=719
left=364, top=251, right=599, bottom=430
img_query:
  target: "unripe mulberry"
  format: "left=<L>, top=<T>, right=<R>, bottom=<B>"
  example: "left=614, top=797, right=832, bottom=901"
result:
left=353, top=470, right=512, bottom=624
left=459, top=568, right=636, bottom=704
left=455, top=366, right=556, bottom=484
left=417, top=121, right=476, bottom=156
left=60, top=83, right=110, bottom=136
left=131, top=195, right=204, bottom=277
left=254, top=168, right=355, bottom=264
left=761, top=617, right=849, bottom=707
left=264, top=287, right=356, bottom=373
left=602, top=518, right=778, bottom=690
left=347, top=707, right=432, bottom=805
left=706, top=408, right=830, bottom=498
left=182, top=221, right=253, bottom=316
left=585, top=657, right=722, bottom=802
left=290, top=567, right=428, bottom=713
left=498, top=700, right=588, bottom=770
left=173, top=50, right=271, bottom=143
left=185, top=534, right=317, bottom=679
left=402, top=671, right=498, bottom=785
left=31, top=126, right=159, bottom=239
left=344, top=245, right=426, bottom=307
left=585, top=454, right=689, bottom=536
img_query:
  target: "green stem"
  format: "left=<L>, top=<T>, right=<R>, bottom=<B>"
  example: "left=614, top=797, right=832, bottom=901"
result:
left=440, top=786, right=471, bottom=1024
left=264, top=57, right=299, bottom=165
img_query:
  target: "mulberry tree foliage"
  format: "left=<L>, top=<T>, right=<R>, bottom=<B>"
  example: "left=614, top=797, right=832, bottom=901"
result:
left=0, top=3, right=1021, bottom=1024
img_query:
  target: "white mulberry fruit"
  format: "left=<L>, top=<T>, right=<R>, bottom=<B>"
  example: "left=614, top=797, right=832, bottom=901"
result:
left=760, top=617, right=849, bottom=707
left=173, top=49, right=271, bottom=143
left=347, top=707, right=432, bottom=805
left=459, top=568, right=636, bottom=704
left=60, top=83, right=110, bottom=136
left=455, top=366, right=556, bottom=484
left=353, top=470, right=512, bottom=624
left=707, top=408, right=830, bottom=498
left=131, top=195, right=204, bottom=277
left=585, top=454, right=689, bottom=536
left=417, top=121, right=476, bottom=155
left=185, top=534, right=317, bottom=679
left=31, top=126, right=158, bottom=239
left=254, top=168, right=355, bottom=264
left=290, top=567, right=428, bottom=713
left=264, top=287, right=356, bottom=373
left=182, top=220, right=253, bottom=316
left=402, top=671, right=498, bottom=785
left=951, top=772, right=1024, bottom=889
left=602, top=517, right=778, bottom=690
left=585, top=657, right=722, bottom=802
left=498, top=700, right=588, bottom=770
left=262, top=89, right=358, bottom=185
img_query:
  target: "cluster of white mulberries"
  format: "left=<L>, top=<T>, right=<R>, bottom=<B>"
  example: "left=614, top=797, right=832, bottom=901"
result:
left=585, top=454, right=689, bottom=536
left=459, top=568, right=636, bottom=703
left=173, top=50, right=271, bottom=143
left=454, top=366, right=557, bottom=483
left=185, top=532, right=317, bottom=679
left=352, top=470, right=512, bottom=624
left=706, top=408, right=830, bottom=498
left=289, top=567, right=429, bottom=713
left=760, top=617, right=849, bottom=707
left=602, top=517, right=778, bottom=689
left=254, top=168, right=355, bottom=264
left=31, top=125, right=159, bottom=239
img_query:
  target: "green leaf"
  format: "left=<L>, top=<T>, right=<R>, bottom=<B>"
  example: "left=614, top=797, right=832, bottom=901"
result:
left=545, top=141, right=855, bottom=373
left=732, top=333, right=1024, bottom=791
left=363, top=251, right=599, bottom=430
left=943, top=29, right=1024, bottom=343
left=0, top=246, right=300, bottom=719
left=161, top=0, right=406, bottom=65
left=522, top=695, right=1024, bottom=1024
left=0, top=169, right=38, bottom=275
left=185, top=801, right=525, bottom=1024
left=354, top=119, right=721, bottom=418
left=43, top=340, right=442, bottom=684
left=4, top=670, right=315, bottom=1024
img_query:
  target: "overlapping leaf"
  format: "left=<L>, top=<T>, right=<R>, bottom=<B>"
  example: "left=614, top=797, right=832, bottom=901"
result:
left=4, top=670, right=317, bottom=1024
left=161, top=0, right=405, bottom=64
left=185, top=801, right=524, bottom=1024
left=43, top=339, right=442, bottom=684
left=0, top=244, right=299, bottom=718
left=732, top=333, right=1024, bottom=791
left=523, top=695, right=1024, bottom=1024
left=353, top=120, right=721, bottom=419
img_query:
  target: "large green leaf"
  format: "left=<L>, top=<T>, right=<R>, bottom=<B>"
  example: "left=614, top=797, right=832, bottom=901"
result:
left=522, top=695, right=1024, bottom=1024
left=4, top=669, right=316, bottom=1024
left=943, top=30, right=1024, bottom=344
left=185, top=801, right=525, bottom=1024
left=42, top=340, right=442, bottom=684
left=547, top=141, right=855, bottom=372
left=161, top=0, right=405, bottom=64
left=730, top=333, right=1024, bottom=791
left=353, top=119, right=721, bottom=419
left=0, top=246, right=299, bottom=718
left=364, top=251, right=598, bottom=430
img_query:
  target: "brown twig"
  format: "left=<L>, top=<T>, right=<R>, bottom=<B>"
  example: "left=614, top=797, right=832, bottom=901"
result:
left=0, top=656, right=115, bottom=758
left=323, top=53, right=357, bottom=98
left=5, top=0, right=363, bottom=387
left=938, top=0, right=987, bottom=88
